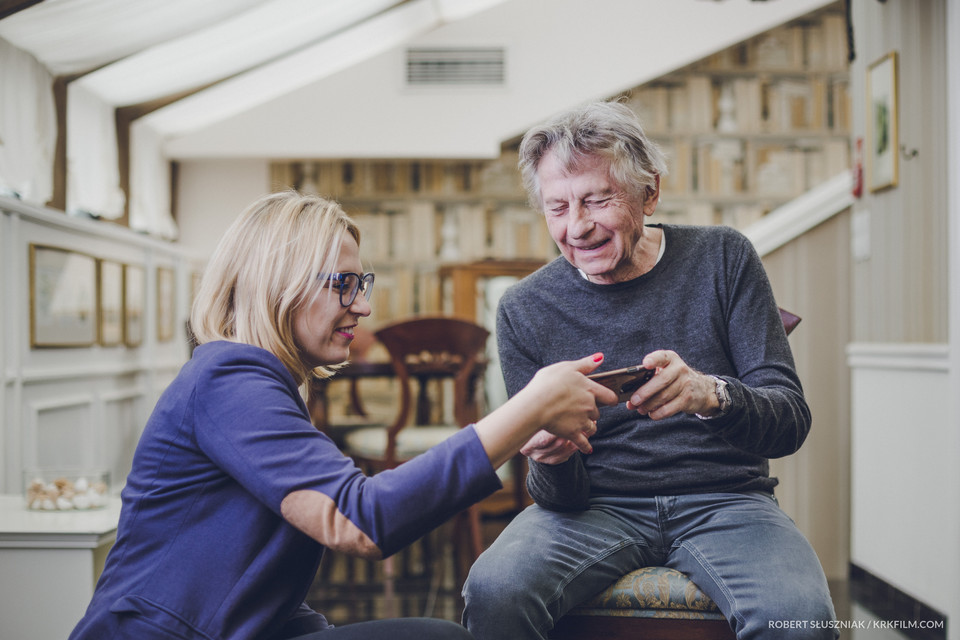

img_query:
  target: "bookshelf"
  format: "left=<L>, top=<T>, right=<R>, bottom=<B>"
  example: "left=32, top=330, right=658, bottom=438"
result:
left=269, top=156, right=557, bottom=325
left=622, top=5, right=851, bottom=228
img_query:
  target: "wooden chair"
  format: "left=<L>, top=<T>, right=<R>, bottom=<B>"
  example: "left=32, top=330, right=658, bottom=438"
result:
left=549, top=308, right=801, bottom=640
left=308, top=326, right=391, bottom=447
left=343, top=316, right=490, bottom=578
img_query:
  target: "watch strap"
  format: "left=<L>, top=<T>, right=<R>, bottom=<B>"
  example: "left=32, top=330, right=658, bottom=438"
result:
left=696, top=375, right=730, bottom=420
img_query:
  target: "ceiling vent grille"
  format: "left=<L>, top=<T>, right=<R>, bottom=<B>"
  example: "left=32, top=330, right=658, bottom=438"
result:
left=406, top=47, right=505, bottom=86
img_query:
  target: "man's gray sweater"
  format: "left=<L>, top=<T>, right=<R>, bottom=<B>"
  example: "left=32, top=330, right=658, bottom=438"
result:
left=496, top=224, right=810, bottom=509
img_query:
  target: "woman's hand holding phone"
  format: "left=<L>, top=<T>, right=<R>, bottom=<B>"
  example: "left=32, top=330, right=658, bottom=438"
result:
left=477, top=353, right=615, bottom=468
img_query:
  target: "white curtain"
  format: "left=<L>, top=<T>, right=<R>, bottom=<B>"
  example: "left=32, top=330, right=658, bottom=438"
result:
left=66, top=82, right=125, bottom=218
left=129, top=121, right=178, bottom=239
left=0, top=38, right=56, bottom=204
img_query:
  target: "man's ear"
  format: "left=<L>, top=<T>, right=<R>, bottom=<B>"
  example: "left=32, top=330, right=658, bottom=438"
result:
left=642, top=174, right=661, bottom=216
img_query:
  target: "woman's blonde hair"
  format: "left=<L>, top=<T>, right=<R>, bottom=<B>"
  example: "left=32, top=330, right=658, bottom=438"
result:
left=190, top=191, right=360, bottom=385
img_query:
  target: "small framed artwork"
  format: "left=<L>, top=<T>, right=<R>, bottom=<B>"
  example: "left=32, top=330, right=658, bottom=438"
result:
left=191, top=269, right=202, bottom=303
left=156, top=266, right=175, bottom=342
left=866, top=51, right=899, bottom=192
left=98, top=259, right=124, bottom=346
left=29, top=244, right=98, bottom=348
left=124, top=264, right=145, bottom=347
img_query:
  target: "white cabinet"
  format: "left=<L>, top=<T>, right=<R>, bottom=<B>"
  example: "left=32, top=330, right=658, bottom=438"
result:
left=0, top=495, right=121, bottom=640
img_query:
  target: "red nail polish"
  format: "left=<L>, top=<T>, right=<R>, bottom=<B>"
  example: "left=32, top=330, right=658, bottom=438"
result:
left=593, top=353, right=603, bottom=362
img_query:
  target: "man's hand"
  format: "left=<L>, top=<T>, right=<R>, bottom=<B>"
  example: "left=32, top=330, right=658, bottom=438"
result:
left=520, top=429, right=584, bottom=464
left=626, top=350, right=720, bottom=419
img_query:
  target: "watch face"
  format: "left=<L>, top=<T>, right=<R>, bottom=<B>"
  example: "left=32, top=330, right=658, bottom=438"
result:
left=716, top=378, right=730, bottom=411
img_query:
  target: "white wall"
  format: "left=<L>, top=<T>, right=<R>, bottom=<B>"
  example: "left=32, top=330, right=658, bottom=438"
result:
left=947, top=0, right=960, bottom=637
left=848, top=345, right=958, bottom=623
left=175, top=158, right=271, bottom=259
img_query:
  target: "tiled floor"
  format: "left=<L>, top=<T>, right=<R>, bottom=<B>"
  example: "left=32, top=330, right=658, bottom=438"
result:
left=307, top=514, right=938, bottom=640
left=307, top=519, right=470, bottom=625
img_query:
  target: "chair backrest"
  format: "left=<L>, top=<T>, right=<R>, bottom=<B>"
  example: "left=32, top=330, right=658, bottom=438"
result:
left=374, top=316, right=490, bottom=437
left=779, top=307, right=801, bottom=336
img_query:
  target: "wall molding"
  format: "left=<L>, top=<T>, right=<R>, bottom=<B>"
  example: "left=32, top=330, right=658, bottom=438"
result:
left=846, top=342, right=950, bottom=372
left=1, top=196, right=191, bottom=254
left=743, top=170, right=854, bottom=257
left=28, top=394, right=94, bottom=415
left=11, top=361, right=183, bottom=385
left=100, top=387, right=145, bottom=404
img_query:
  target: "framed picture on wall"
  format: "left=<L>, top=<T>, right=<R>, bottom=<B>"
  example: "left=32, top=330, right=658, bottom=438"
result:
left=98, top=259, right=124, bottom=346
left=866, top=50, right=899, bottom=192
left=29, top=244, right=98, bottom=347
left=124, top=264, right=145, bottom=347
left=156, top=266, right=175, bottom=342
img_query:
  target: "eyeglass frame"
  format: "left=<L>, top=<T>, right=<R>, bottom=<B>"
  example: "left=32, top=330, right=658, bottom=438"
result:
left=318, top=272, right=375, bottom=308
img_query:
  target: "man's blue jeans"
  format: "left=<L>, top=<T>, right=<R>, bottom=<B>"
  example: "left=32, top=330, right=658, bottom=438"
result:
left=462, top=492, right=837, bottom=640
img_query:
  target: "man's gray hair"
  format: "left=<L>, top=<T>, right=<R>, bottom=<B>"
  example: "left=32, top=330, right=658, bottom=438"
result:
left=518, top=101, right=668, bottom=211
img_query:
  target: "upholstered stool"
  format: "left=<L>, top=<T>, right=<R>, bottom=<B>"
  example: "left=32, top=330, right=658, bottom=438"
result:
left=549, top=566, right=735, bottom=640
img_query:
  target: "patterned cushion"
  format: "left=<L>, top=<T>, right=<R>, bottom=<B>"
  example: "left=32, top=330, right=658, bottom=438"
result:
left=567, top=566, right=726, bottom=620
left=344, top=425, right=461, bottom=460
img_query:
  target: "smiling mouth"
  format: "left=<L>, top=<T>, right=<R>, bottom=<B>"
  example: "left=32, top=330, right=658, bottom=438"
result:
left=573, top=239, right=608, bottom=251
left=336, top=326, right=356, bottom=339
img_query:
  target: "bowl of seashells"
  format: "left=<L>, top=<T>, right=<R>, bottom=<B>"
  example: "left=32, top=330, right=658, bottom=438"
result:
left=24, top=470, right=110, bottom=511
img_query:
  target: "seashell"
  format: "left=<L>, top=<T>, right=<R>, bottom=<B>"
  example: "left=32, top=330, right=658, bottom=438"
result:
left=88, top=491, right=106, bottom=508
left=23, top=472, right=109, bottom=511
left=26, top=481, right=45, bottom=502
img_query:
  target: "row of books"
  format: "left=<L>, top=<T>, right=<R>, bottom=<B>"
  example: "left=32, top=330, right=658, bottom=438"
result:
left=348, top=203, right=555, bottom=267
left=660, top=138, right=849, bottom=198
left=271, top=159, right=491, bottom=199
left=698, top=11, right=847, bottom=72
left=627, top=74, right=849, bottom=136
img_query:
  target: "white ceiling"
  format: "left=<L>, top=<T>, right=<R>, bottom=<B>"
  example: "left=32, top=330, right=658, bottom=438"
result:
left=1, top=0, right=837, bottom=160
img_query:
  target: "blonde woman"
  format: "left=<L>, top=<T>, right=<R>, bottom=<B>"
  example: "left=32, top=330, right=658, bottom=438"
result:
left=69, top=192, right=615, bottom=640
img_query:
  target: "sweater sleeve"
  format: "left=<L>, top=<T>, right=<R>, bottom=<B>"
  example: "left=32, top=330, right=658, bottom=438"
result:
left=699, top=234, right=812, bottom=459
left=497, top=287, right=591, bottom=511
left=194, top=346, right=501, bottom=556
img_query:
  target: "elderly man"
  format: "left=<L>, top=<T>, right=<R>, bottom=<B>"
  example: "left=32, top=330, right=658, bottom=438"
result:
left=461, top=102, right=837, bottom=640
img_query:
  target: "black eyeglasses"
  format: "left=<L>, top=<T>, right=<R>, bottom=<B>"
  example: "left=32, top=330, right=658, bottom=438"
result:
left=319, top=272, right=375, bottom=307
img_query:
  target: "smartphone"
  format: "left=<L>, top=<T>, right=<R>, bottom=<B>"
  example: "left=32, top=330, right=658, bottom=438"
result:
left=588, top=365, right=655, bottom=403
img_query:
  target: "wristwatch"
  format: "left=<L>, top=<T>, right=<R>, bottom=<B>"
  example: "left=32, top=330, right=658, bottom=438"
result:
left=696, top=376, right=730, bottom=419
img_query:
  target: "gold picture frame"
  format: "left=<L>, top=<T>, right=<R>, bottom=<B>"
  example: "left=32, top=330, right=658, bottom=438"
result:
left=29, top=244, right=98, bottom=348
left=156, top=266, right=175, bottom=342
left=123, top=264, right=145, bottom=347
left=98, top=259, right=124, bottom=346
left=866, top=51, right=899, bottom=192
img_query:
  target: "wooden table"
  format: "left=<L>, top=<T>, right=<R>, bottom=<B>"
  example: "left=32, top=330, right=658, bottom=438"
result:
left=309, top=359, right=487, bottom=433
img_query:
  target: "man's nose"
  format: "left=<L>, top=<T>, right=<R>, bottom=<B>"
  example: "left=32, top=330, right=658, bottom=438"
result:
left=568, top=204, right=594, bottom=238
